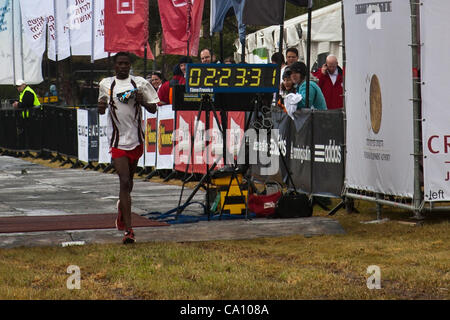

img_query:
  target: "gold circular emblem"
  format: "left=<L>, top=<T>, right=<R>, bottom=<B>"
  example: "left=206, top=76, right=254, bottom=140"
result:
left=370, top=74, right=382, bottom=134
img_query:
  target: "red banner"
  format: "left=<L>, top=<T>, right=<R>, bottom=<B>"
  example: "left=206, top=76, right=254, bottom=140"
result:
left=158, top=0, right=205, bottom=56
left=104, top=0, right=154, bottom=59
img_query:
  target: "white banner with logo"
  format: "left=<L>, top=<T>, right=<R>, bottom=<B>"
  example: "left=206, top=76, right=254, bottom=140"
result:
left=344, top=0, right=414, bottom=197
left=47, top=0, right=71, bottom=61
left=20, top=0, right=71, bottom=61
left=421, top=0, right=450, bottom=202
left=156, top=105, right=175, bottom=170
left=144, top=108, right=158, bottom=167
left=0, top=0, right=43, bottom=84
left=69, top=0, right=109, bottom=60
left=19, top=0, right=50, bottom=58
left=98, top=109, right=111, bottom=164
left=77, top=108, right=89, bottom=163
left=137, top=106, right=145, bottom=168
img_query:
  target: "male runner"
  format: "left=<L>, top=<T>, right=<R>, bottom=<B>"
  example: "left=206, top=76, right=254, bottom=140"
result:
left=98, top=52, right=159, bottom=244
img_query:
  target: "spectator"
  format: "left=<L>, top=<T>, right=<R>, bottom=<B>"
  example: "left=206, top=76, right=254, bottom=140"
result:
left=277, top=68, right=296, bottom=113
left=200, top=48, right=213, bottom=64
left=288, top=61, right=327, bottom=113
left=312, top=54, right=344, bottom=109
left=271, top=52, right=286, bottom=93
left=285, top=47, right=299, bottom=67
left=12, top=79, right=41, bottom=150
left=223, top=56, right=236, bottom=64
left=12, top=79, right=41, bottom=111
left=148, top=71, right=165, bottom=92
left=157, top=56, right=192, bottom=105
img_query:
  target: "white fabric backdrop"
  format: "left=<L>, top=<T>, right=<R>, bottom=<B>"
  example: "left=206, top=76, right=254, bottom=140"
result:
left=420, top=0, right=450, bottom=202
left=344, top=0, right=414, bottom=197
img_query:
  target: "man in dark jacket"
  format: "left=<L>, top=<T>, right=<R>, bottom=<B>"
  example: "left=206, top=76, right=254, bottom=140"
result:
left=157, top=56, right=192, bottom=105
left=312, top=54, right=344, bottom=110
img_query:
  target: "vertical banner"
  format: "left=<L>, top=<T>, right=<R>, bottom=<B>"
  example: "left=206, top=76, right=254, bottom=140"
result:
left=156, top=105, right=175, bottom=170
left=19, top=0, right=51, bottom=58
left=77, top=109, right=89, bottom=162
left=344, top=0, right=414, bottom=197
left=0, top=0, right=14, bottom=84
left=68, top=0, right=109, bottom=60
left=0, top=0, right=43, bottom=84
left=272, top=111, right=292, bottom=185
left=104, top=0, right=153, bottom=58
left=312, top=110, right=344, bottom=197
left=87, top=108, right=99, bottom=161
left=46, top=0, right=71, bottom=61
left=98, top=109, right=111, bottom=164
left=227, top=111, right=245, bottom=164
left=242, top=0, right=284, bottom=26
left=137, top=106, right=145, bottom=167
left=174, top=110, right=194, bottom=173
left=289, top=110, right=312, bottom=193
left=158, top=0, right=205, bottom=56
left=144, top=108, right=157, bottom=167
left=193, top=112, right=206, bottom=174
left=209, top=111, right=224, bottom=169
left=421, top=0, right=450, bottom=202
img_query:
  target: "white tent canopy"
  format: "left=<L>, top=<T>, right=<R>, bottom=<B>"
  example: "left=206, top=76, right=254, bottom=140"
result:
left=235, top=1, right=343, bottom=65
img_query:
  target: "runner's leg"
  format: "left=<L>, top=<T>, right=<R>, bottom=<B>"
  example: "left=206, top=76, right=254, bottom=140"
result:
left=113, top=156, right=133, bottom=231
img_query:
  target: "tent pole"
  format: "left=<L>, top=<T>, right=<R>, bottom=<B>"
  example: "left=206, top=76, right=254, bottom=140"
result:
left=11, top=0, right=16, bottom=84
left=19, top=2, right=24, bottom=80
left=90, top=0, right=95, bottom=105
left=144, top=45, right=148, bottom=78
left=306, top=1, right=313, bottom=196
left=278, top=1, right=286, bottom=54
left=305, top=2, right=312, bottom=109
left=53, top=0, right=59, bottom=100
left=220, top=31, right=224, bottom=62
left=410, top=0, right=424, bottom=219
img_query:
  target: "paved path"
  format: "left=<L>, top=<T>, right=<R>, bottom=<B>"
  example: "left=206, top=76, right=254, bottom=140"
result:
left=0, top=156, right=345, bottom=248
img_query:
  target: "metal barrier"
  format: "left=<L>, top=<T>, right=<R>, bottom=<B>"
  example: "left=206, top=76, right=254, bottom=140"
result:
left=0, top=105, right=78, bottom=158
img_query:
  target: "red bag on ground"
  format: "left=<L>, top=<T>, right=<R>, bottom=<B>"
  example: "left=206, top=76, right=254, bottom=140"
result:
left=248, top=191, right=282, bottom=217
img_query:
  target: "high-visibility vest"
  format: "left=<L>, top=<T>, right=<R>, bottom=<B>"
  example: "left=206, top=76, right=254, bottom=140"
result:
left=19, top=86, right=40, bottom=118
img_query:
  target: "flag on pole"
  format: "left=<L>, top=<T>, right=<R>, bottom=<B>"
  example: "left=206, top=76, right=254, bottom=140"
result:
left=19, top=0, right=51, bottom=58
left=210, top=0, right=245, bottom=45
left=104, top=0, right=154, bottom=59
left=242, top=0, right=285, bottom=26
left=46, top=0, right=71, bottom=61
left=158, top=0, right=205, bottom=56
left=0, top=0, right=43, bottom=84
left=68, top=0, right=111, bottom=61
left=20, top=0, right=70, bottom=61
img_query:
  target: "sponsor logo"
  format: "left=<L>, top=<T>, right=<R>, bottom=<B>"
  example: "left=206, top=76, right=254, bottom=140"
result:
left=117, top=0, right=134, bottom=14
left=370, top=74, right=382, bottom=134
left=158, top=119, right=174, bottom=155
left=146, top=118, right=157, bottom=153
left=172, top=0, right=194, bottom=8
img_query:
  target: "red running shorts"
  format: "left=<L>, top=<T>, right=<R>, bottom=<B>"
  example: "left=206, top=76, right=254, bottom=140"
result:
left=110, top=144, right=144, bottom=164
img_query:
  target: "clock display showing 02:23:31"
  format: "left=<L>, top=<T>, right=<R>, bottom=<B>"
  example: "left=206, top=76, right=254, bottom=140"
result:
left=186, top=64, right=279, bottom=90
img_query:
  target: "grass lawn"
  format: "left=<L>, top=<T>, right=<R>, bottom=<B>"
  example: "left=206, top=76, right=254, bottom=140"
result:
left=0, top=155, right=448, bottom=299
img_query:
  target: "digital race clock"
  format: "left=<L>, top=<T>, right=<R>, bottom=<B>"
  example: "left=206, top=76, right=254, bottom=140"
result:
left=185, top=64, right=280, bottom=93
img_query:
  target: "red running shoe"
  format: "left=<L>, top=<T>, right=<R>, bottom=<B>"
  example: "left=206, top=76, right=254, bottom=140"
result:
left=122, top=228, right=135, bottom=244
left=115, top=200, right=125, bottom=231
